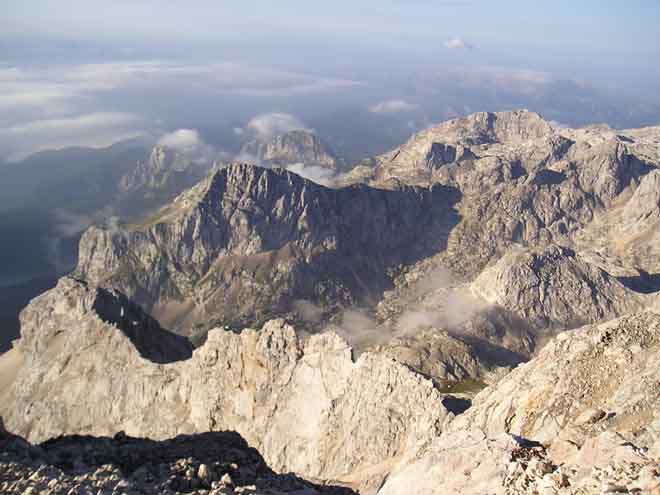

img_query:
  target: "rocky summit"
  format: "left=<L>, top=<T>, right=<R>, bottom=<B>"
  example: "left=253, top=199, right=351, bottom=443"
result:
left=2, top=110, right=660, bottom=494
left=240, top=129, right=341, bottom=171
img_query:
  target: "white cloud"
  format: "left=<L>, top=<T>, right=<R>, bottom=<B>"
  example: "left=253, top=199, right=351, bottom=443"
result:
left=285, top=163, right=335, bottom=186
left=158, top=129, right=203, bottom=152
left=233, top=151, right=263, bottom=166
left=369, top=99, right=419, bottom=114
left=443, top=38, right=473, bottom=49
left=0, top=61, right=362, bottom=158
left=0, top=112, right=144, bottom=162
left=549, top=120, right=570, bottom=129
left=60, top=61, right=362, bottom=98
left=245, top=113, right=309, bottom=140
left=157, top=128, right=228, bottom=163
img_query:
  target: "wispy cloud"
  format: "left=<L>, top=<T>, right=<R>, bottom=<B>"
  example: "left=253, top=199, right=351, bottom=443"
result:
left=157, top=128, right=227, bottom=162
left=0, top=112, right=143, bottom=162
left=444, top=65, right=553, bottom=96
left=369, top=99, right=419, bottom=114
left=244, top=112, right=309, bottom=140
left=285, top=162, right=336, bottom=186
left=0, top=60, right=362, bottom=161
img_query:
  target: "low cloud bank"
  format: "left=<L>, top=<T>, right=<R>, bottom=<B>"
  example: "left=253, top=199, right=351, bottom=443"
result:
left=293, top=266, right=491, bottom=349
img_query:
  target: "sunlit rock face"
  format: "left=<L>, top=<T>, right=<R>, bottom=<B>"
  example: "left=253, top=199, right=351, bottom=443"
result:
left=2, top=277, right=451, bottom=492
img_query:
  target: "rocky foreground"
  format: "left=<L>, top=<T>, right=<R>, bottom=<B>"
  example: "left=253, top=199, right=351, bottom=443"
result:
left=0, top=421, right=354, bottom=495
left=1, top=277, right=659, bottom=493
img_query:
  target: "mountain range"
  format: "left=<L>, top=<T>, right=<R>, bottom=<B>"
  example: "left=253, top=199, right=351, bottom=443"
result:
left=1, top=110, right=659, bottom=494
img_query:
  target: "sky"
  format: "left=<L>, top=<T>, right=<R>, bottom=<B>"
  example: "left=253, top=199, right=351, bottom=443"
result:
left=1, top=0, right=660, bottom=162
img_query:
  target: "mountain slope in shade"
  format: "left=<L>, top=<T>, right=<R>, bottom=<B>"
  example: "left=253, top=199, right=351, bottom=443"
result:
left=75, top=163, right=458, bottom=333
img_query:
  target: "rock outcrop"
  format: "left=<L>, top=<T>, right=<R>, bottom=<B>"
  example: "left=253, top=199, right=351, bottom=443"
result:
left=119, top=145, right=219, bottom=199
left=471, top=245, right=646, bottom=329
left=240, top=130, right=340, bottom=171
left=75, top=163, right=457, bottom=333
left=1, top=278, right=451, bottom=492
left=378, top=311, right=660, bottom=494
left=5, top=279, right=659, bottom=494
left=342, top=109, right=658, bottom=281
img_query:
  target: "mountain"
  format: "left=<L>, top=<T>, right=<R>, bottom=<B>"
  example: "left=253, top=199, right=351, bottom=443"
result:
left=0, top=142, right=220, bottom=352
left=116, top=144, right=221, bottom=217
left=470, top=245, right=646, bottom=329
left=240, top=129, right=342, bottom=170
left=75, top=163, right=457, bottom=333
left=342, top=109, right=660, bottom=287
left=2, top=109, right=660, bottom=494
left=0, top=140, right=148, bottom=213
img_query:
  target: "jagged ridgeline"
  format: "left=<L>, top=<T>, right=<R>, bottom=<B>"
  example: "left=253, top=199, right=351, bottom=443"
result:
left=2, top=110, right=660, bottom=494
left=75, top=163, right=459, bottom=334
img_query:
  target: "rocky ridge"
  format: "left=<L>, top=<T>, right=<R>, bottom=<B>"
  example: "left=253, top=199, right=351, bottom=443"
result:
left=76, top=163, right=457, bottom=333
left=2, top=280, right=659, bottom=494
left=341, top=109, right=659, bottom=280
left=1, top=277, right=451, bottom=492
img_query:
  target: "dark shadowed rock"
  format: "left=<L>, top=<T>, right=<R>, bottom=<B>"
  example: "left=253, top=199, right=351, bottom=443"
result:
left=76, top=163, right=459, bottom=333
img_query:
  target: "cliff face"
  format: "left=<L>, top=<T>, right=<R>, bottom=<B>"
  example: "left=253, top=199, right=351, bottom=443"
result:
left=76, top=163, right=457, bottom=332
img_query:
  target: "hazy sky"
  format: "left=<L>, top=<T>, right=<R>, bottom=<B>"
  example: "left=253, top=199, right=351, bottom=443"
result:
left=1, top=1, right=660, bottom=162
left=3, top=1, right=659, bottom=77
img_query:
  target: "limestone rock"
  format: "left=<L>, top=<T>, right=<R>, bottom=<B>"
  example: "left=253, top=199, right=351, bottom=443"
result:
left=379, top=311, right=660, bottom=494
left=342, top=110, right=657, bottom=281
left=75, top=163, right=457, bottom=333
left=453, top=312, right=660, bottom=446
left=0, top=426, right=354, bottom=494
left=119, top=145, right=219, bottom=197
left=471, top=245, right=646, bottom=329
left=1, top=279, right=451, bottom=491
